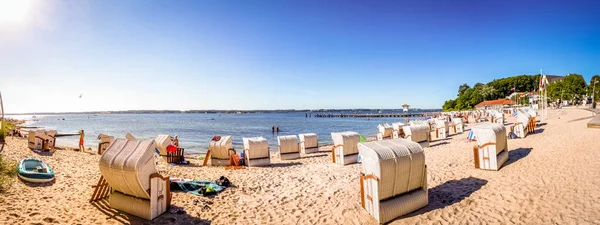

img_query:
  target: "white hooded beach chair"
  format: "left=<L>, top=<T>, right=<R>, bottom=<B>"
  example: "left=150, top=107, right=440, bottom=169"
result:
left=512, top=112, right=530, bottom=138
left=358, top=138, right=428, bottom=224
left=433, top=119, right=449, bottom=139
left=471, top=123, right=509, bottom=170
left=154, top=135, right=172, bottom=156
left=277, top=135, right=301, bottom=160
left=243, top=137, right=271, bottom=166
left=207, top=136, right=233, bottom=166
left=97, top=139, right=170, bottom=220
left=97, top=134, right=115, bottom=154
left=451, top=118, right=464, bottom=134
left=524, top=108, right=537, bottom=132
left=402, top=124, right=430, bottom=148
left=331, top=131, right=360, bottom=165
left=376, top=124, right=394, bottom=141
left=391, top=122, right=405, bottom=138
left=27, top=130, right=55, bottom=151
left=299, top=133, right=319, bottom=154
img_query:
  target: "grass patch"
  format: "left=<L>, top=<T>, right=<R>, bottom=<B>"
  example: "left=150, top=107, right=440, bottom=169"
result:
left=0, top=154, right=18, bottom=193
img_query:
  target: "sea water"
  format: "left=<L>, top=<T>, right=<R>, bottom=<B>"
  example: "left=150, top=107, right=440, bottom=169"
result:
left=15, top=111, right=429, bottom=154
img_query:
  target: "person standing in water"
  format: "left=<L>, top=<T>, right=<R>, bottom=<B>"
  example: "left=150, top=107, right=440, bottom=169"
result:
left=173, top=135, right=179, bottom=147
left=272, top=126, right=275, bottom=133
left=276, top=126, right=280, bottom=133
left=78, top=130, right=85, bottom=152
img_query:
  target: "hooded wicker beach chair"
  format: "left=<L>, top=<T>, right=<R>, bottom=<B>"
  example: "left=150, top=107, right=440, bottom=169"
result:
left=206, top=135, right=233, bottom=166
left=96, top=139, right=170, bottom=220
left=402, top=124, right=430, bottom=148
left=391, top=122, right=405, bottom=138
left=27, top=130, right=56, bottom=151
left=524, top=108, right=537, bottom=132
left=299, top=133, right=319, bottom=154
left=243, top=137, right=271, bottom=166
left=376, top=124, right=394, bottom=141
left=433, top=119, right=449, bottom=139
left=451, top=118, right=464, bottom=134
left=277, top=135, right=301, bottom=160
left=154, top=135, right=171, bottom=156
left=358, top=138, right=428, bottom=224
left=471, top=123, right=509, bottom=170
left=97, top=134, right=115, bottom=154
left=512, top=112, right=530, bottom=138
left=331, top=131, right=360, bottom=165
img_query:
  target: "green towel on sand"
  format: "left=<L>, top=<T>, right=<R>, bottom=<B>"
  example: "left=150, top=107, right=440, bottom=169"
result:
left=172, top=180, right=226, bottom=196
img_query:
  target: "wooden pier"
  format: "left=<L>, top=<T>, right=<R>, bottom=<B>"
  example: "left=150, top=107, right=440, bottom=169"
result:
left=314, top=113, right=426, bottom=118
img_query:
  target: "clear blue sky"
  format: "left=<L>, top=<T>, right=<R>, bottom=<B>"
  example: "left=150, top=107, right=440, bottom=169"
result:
left=1, top=0, right=599, bottom=113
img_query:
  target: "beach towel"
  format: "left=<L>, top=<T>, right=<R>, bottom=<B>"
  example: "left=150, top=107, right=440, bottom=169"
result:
left=170, top=179, right=227, bottom=196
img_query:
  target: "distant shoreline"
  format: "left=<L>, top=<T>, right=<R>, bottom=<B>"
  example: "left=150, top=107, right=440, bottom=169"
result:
left=6, top=108, right=442, bottom=115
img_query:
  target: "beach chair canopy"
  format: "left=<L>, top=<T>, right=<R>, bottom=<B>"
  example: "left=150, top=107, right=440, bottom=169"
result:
left=209, top=136, right=233, bottom=160
left=155, top=135, right=171, bottom=155
left=99, top=139, right=157, bottom=199
left=299, top=133, right=318, bottom=149
left=243, top=137, right=269, bottom=159
left=278, top=135, right=299, bottom=154
left=471, top=123, right=507, bottom=155
left=331, top=131, right=360, bottom=156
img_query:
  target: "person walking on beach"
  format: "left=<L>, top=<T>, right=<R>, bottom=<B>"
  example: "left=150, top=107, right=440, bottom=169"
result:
left=78, top=130, right=85, bottom=152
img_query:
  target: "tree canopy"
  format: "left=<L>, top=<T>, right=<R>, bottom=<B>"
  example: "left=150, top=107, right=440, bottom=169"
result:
left=443, top=74, right=541, bottom=111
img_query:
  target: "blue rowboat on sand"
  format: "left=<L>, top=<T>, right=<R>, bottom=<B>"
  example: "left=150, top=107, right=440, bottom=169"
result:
left=18, top=158, right=55, bottom=183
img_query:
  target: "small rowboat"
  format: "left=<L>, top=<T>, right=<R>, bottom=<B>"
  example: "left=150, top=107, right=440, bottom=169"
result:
left=18, top=158, right=55, bottom=183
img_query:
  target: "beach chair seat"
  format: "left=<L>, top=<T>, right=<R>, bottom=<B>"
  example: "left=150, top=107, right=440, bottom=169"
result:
left=376, top=124, right=394, bottom=141
left=155, top=135, right=171, bottom=156
left=243, top=137, right=271, bottom=166
left=299, top=133, right=319, bottom=154
left=358, top=138, right=428, bottom=224
left=402, top=124, right=430, bottom=148
left=331, top=131, right=360, bottom=165
left=277, top=135, right=301, bottom=160
left=471, top=123, right=509, bottom=170
left=206, top=136, right=233, bottom=166
left=98, top=139, right=170, bottom=220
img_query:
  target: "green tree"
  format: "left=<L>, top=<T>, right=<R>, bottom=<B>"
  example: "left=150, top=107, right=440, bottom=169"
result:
left=590, top=75, right=600, bottom=102
left=458, top=84, right=470, bottom=96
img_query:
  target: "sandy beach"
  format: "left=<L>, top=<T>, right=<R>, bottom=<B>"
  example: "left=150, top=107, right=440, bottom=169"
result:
left=1, top=108, right=600, bottom=224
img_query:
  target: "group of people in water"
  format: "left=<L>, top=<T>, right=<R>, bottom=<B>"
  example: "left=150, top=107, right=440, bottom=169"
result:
left=271, top=126, right=280, bottom=133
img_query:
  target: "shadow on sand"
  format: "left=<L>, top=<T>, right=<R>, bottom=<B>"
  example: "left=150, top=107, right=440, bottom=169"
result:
left=268, top=162, right=303, bottom=168
left=91, top=200, right=211, bottom=225
left=528, top=128, right=545, bottom=135
left=429, top=141, right=449, bottom=148
left=299, top=153, right=328, bottom=159
left=399, top=177, right=488, bottom=220
left=501, top=148, right=532, bottom=168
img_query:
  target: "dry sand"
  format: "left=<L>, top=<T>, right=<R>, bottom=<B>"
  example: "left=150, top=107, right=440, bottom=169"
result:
left=1, top=108, right=599, bottom=224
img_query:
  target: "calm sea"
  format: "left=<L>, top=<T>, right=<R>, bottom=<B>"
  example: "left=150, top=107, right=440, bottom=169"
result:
left=13, top=111, right=430, bottom=154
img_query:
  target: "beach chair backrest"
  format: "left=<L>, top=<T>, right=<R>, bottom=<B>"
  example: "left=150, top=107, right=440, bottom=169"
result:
left=155, top=135, right=171, bottom=155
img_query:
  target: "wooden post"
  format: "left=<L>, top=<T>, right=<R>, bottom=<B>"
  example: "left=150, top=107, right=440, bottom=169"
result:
left=360, top=173, right=365, bottom=209
left=202, top=150, right=211, bottom=166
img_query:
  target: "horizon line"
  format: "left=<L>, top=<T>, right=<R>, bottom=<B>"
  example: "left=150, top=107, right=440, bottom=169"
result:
left=6, top=108, right=443, bottom=115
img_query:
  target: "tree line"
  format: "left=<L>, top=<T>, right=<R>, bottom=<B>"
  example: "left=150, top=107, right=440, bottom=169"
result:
left=443, top=74, right=600, bottom=111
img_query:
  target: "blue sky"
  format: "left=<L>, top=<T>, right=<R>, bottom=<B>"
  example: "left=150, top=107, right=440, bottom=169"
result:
left=1, top=0, right=599, bottom=113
